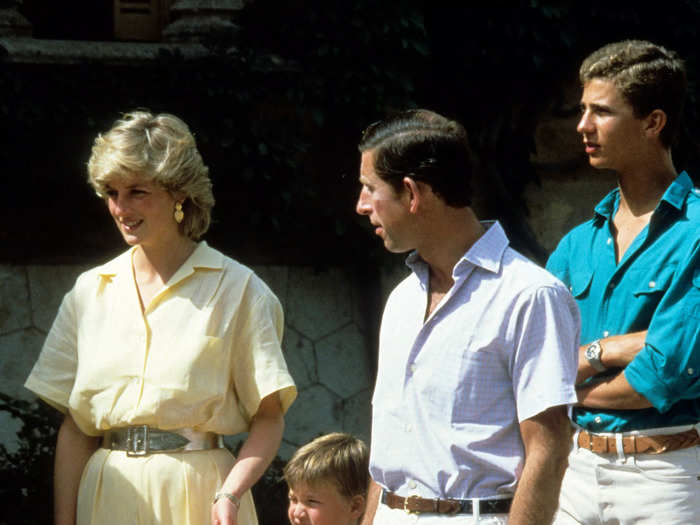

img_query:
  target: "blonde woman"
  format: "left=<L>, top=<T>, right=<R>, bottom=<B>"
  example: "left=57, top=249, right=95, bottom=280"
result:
left=25, top=111, right=296, bottom=525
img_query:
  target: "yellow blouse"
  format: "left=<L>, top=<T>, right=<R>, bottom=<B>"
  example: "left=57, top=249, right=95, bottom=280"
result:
left=25, top=241, right=296, bottom=436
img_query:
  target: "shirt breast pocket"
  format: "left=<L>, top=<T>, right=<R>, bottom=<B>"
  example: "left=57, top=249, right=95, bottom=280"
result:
left=684, top=271, right=700, bottom=319
left=421, top=339, right=509, bottom=426
left=570, top=270, right=593, bottom=299
left=453, top=346, right=510, bottom=425
left=631, top=265, right=676, bottom=304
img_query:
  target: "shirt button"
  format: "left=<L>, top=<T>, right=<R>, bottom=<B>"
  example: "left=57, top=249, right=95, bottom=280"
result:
left=405, top=423, right=412, bottom=433
left=410, top=365, right=417, bottom=374
left=594, top=416, right=602, bottom=424
left=608, top=282, right=615, bottom=290
left=648, top=281, right=656, bottom=288
left=408, top=480, right=417, bottom=489
left=606, top=238, right=612, bottom=245
left=688, top=368, right=695, bottom=375
left=603, top=331, right=610, bottom=338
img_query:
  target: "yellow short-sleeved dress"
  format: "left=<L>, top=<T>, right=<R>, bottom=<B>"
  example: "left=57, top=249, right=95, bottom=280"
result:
left=25, top=242, right=297, bottom=525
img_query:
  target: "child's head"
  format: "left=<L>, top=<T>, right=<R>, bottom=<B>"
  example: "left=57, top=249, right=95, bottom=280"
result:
left=284, top=433, right=369, bottom=525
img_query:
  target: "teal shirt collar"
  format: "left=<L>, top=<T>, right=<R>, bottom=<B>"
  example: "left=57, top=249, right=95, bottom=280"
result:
left=593, top=171, right=694, bottom=221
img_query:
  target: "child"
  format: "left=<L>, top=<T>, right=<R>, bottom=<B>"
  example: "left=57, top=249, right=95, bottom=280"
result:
left=284, top=432, right=369, bottom=525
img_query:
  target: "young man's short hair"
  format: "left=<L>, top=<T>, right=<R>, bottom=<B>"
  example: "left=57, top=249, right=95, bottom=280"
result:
left=283, top=432, right=369, bottom=500
left=580, top=40, right=687, bottom=147
left=358, top=109, right=473, bottom=207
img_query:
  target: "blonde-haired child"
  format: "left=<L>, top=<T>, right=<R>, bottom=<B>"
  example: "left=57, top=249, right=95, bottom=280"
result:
left=284, top=433, right=369, bottom=525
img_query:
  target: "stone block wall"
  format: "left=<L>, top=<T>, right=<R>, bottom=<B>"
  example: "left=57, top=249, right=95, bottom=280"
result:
left=0, top=77, right=635, bottom=471
left=0, top=262, right=376, bottom=460
left=527, top=78, right=618, bottom=254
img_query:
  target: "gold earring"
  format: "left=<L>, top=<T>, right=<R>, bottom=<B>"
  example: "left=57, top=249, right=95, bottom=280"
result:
left=174, top=202, right=184, bottom=223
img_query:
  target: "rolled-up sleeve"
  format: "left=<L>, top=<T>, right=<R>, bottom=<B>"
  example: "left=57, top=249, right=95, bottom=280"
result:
left=625, top=240, right=700, bottom=412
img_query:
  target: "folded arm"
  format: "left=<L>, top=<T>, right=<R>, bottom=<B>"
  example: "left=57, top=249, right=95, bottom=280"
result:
left=577, top=371, right=653, bottom=409
left=576, top=330, right=647, bottom=384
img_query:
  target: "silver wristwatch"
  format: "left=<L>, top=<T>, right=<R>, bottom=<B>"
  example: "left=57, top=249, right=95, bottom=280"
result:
left=584, top=340, right=606, bottom=372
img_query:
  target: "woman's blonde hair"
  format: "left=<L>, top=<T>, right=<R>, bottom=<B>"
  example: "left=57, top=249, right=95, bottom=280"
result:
left=87, top=111, right=214, bottom=240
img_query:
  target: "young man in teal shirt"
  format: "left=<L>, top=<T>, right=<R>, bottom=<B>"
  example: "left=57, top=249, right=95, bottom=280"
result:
left=547, top=40, right=700, bottom=524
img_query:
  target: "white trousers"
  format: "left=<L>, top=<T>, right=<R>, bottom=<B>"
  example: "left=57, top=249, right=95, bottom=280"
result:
left=373, top=502, right=508, bottom=524
left=554, top=431, right=700, bottom=525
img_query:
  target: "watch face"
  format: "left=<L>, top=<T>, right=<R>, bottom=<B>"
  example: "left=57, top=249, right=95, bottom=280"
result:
left=585, top=341, right=605, bottom=371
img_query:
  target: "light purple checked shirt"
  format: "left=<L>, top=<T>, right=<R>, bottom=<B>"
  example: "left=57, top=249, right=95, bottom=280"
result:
left=369, top=221, right=579, bottom=500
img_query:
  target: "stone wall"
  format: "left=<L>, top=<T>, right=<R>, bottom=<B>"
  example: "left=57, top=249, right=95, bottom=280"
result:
left=0, top=86, right=623, bottom=459
left=526, top=79, right=617, bottom=254
left=0, top=77, right=629, bottom=464
left=0, top=261, right=380, bottom=460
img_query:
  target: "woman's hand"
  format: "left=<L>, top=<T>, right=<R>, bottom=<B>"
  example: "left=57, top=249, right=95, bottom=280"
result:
left=211, top=498, right=238, bottom=525
left=212, top=392, right=285, bottom=525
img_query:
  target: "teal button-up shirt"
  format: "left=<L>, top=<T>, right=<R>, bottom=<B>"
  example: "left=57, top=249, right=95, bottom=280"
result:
left=547, top=172, right=700, bottom=432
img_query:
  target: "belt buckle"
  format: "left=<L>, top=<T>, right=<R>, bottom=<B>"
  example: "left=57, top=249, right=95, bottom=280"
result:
left=126, top=425, right=149, bottom=457
left=403, top=494, right=420, bottom=515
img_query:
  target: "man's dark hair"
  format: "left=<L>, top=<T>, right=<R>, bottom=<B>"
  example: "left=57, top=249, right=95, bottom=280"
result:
left=358, top=109, right=473, bottom=207
left=580, top=40, right=687, bottom=148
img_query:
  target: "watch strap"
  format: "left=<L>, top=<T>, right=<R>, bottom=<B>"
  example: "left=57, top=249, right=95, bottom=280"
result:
left=586, top=340, right=607, bottom=372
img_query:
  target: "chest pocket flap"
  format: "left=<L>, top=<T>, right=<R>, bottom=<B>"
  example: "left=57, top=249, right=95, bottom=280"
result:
left=685, top=268, right=700, bottom=319
left=632, top=265, right=676, bottom=296
left=570, top=270, right=593, bottom=298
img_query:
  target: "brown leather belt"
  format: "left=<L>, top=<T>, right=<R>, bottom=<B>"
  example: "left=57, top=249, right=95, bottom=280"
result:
left=577, top=428, right=700, bottom=455
left=103, top=425, right=223, bottom=456
left=382, top=491, right=512, bottom=515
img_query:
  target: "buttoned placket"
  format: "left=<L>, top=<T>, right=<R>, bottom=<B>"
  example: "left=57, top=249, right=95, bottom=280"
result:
left=128, top=249, right=186, bottom=415
left=130, top=257, right=151, bottom=414
left=598, top=204, right=658, bottom=340
left=132, top=309, right=152, bottom=411
left=402, top=263, right=475, bottom=391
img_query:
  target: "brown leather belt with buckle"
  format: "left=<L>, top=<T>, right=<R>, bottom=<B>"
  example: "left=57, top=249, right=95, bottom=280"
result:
left=577, top=428, right=700, bottom=455
left=102, top=425, right=223, bottom=456
left=382, top=491, right=512, bottom=515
